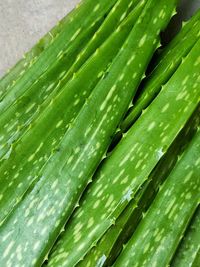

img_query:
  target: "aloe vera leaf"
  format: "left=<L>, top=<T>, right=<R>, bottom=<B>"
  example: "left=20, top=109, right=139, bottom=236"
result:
left=0, top=0, right=118, bottom=113
left=192, top=252, right=200, bottom=267
left=78, top=105, right=200, bottom=267
left=0, top=0, right=139, bottom=163
left=122, top=7, right=200, bottom=131
left=46, top=36, right=200, bottom=267
left=0, top=0, right=177, bottom=265
left=0, top=0, right=139, bottom=161
left=0, top=16, right=102, bottom=106
left=63, top=0, right=139, bottom=81
left=171, top=205, right=200, bottom=267
left=121, top=20, right=200, bottom=131
left=160, top=7, right=200, bottom=60
left=0, top=1, right=82, bottom=94
left=0, top=0, right=137, bottom=98
left=0, top=5, right=140, bottom=224
left=0, top=20, right=101, bottom=157
left=114, top=129, right=200, bottom=267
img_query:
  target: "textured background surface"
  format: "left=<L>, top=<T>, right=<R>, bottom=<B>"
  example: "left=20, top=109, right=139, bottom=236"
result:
left=0, top=0, right=79, bottom=76
left=0, top=0, right=199, bottom=77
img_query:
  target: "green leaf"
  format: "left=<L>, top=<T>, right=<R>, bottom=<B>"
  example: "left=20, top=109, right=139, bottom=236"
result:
left=121, top=17, right=200, bottom=131
left=171, top=206, right=200, bottom=267
left=160, top=7, right=200, bottom=60
left=114, top=129, right=200, bottom=267
left=0, top=0, right=177, bottom=265
left=78, top=105, right=200, bottom=267
left=0, top=0, right=118, bottom=113
left=0, top=0, right=138, bottom=161
left=46, top=33, right=200, bottom=267
left=0, top=2, right=141, bottom=224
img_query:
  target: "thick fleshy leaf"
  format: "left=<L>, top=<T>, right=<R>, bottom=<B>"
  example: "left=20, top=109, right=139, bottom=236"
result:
left=0, top=0, right=118, bottom=113
left=114, top=129, right=200, bottom=267
left=0, top=2, right=142, bottom=224
left=78, top=105, right=200, bottom=267
left=171, top=206, right=200, bottom=267
left=47, top=35, right=200, bottom=267
left=0, top=0, right=138, bottom=160
left=121, top=17, right=200, bottom=131
left=0, top=0, right=177, bottom=266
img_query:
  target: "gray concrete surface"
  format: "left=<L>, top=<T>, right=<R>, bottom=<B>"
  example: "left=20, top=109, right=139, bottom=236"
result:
left=0, top=0, right=79, bottom=77
left=0, top=0, right=200, bottom=78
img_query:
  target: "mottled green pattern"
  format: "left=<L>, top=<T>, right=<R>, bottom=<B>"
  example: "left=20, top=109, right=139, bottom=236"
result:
left=0, top=0, right=118, bottom=114
left=61, top=0, right=139, bottom=87
left=78, top=105, right=200, bottom=267
left=0, top=4, right=140, bottom=225
left=46, top=34, right=199, bottom=267
left=171, top=206, right=200, bottom=267
left=0, top=0, right=137, bottom=161
left=114, top=130, right=200, bottom=267
left=160, top=7, right=200, bottom=60
left=0, top=20, right=101, bottom=159
left=121, top=19, right=200, bottom=130
left=0, top=0, right=177, bottom=266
